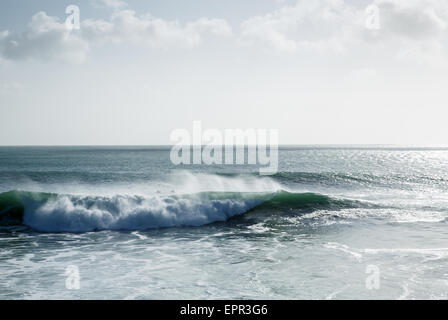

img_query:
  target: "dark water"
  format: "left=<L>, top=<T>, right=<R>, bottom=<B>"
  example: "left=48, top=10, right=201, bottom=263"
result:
left=1, top=146, right=448, bottom=299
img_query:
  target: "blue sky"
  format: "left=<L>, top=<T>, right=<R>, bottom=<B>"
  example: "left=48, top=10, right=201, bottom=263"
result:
left=1, top=0, right=448, bottom=145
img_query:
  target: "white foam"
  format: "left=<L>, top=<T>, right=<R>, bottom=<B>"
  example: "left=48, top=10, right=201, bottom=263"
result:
left=23, top=193, right=265, bottom=232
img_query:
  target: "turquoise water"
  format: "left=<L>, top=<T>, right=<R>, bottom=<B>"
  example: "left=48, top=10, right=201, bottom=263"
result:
left=1, top=146, right=448, bottom=299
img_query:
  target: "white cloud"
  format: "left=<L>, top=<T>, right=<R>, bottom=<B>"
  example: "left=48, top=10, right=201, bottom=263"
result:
left=374, top=0, right=447, bottom=40
left=82, top=10, right=232, bottom=48
left=240, top=0, right=448, bottom=67
left=369, top=0, right=448, bottom=67
left=0, top=12, right=89, bottom=63
left=1, top=0, right=447, bottom=68
left=0, top=9, right=232, bottom=63
left=187, top=17, right=233, bottom=37
left=240, top=0, right=359, bottom=53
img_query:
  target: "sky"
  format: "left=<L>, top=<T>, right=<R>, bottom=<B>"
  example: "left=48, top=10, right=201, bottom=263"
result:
left=1, top=0, right=448, bottom=145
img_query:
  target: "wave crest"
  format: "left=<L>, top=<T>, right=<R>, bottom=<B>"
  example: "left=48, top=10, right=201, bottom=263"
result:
left=0, top=190, right=360, bottom=232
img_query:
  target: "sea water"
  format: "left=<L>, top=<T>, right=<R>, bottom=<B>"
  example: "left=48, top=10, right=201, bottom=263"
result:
left=1, top=146, right=448, bottom=299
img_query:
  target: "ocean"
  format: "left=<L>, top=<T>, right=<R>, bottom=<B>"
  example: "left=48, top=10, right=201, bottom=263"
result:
left=1, top=146, right=448, bottom=299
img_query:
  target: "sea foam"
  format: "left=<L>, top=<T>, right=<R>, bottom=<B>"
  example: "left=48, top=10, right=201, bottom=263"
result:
left=23, top=192, right=265, bottom=232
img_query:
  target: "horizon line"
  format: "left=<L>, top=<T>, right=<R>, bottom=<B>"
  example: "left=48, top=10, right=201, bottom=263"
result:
left=1, top=144, right=448, bottom=148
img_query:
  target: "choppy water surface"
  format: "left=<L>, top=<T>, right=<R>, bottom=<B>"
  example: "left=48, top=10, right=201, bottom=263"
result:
left=1, top=146, right=448, bottom=299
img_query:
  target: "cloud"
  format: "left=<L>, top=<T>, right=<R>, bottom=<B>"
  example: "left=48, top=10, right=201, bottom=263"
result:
left=0, top=9, right=232, bottom=63
left=369, top=0, right=448, bottom=67
left=240, top=0, right=448, bottom=66
left=82, top=10, right=232, bottom=48
left=0, top=12, right=89, bottom=63
left=1, top=0, right=447, bottom=68
left=374, top=0, right=447, bottom=40
left=240, top=0, right=359, bottom=53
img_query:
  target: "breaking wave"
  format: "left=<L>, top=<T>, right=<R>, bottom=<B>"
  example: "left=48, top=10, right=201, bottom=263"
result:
left=0, top=190, right=360, bottom=232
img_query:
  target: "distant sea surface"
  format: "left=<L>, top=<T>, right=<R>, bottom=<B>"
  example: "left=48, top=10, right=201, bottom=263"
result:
left=1, top=146, right=448, bottom=299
